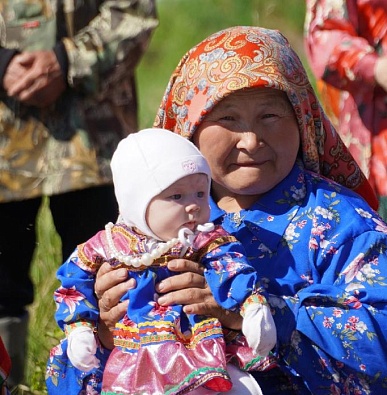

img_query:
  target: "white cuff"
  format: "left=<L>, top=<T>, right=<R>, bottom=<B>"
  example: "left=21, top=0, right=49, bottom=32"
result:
left=67, top=326, right=99, bottom=372
left=242, top=303, right=277, bottom=357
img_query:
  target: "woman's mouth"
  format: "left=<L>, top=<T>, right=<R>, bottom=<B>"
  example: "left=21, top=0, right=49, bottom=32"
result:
left=234, top=159, right=268, bottom=168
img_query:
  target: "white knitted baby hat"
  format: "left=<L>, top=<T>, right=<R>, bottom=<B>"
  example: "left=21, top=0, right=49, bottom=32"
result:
left=110, top=128, right=211, bottom=240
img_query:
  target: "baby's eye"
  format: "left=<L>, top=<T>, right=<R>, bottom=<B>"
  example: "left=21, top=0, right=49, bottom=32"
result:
left=170, top=194, right=182, bottom=200
left=197, top=191, right=205, bottom=198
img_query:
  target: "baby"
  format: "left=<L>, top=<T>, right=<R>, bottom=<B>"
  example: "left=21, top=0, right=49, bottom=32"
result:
left=49, top=128, right=276, bottom=395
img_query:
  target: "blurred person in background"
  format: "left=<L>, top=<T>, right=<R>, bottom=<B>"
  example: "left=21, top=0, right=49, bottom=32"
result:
left=0, top=0, right=158, bottom=389
left=304, top=0, right=387, bottom=220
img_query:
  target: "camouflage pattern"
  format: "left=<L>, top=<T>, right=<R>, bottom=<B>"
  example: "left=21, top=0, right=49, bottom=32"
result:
left=0, top=12, right=5, bottom=45
left=0, top=0, right=158, bottom=202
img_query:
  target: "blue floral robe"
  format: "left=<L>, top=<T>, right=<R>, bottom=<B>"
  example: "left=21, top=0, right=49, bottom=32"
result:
left=210, top=161, right=387, bottom=394
left=46, top=160, right=387, bottom=394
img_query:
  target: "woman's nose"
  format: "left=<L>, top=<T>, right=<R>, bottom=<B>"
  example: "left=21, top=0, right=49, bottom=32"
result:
left=236, top=130, right=264, bottom=152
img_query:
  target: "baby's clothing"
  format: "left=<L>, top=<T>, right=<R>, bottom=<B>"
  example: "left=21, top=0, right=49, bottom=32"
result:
left=52, top=223, right=275, bottom=394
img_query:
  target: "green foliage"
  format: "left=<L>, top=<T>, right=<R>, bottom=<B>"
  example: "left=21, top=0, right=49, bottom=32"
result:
left=24, top=198, right=61, bottom=394
left=24, top=1, right=306, bottom=393
left=137, top=0, right=306, bottom=128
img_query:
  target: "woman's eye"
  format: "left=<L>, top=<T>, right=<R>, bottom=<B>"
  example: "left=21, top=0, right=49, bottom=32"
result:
left=220, top=115, right=235, bottom=121
left=261, top=113, right=277, bottom=119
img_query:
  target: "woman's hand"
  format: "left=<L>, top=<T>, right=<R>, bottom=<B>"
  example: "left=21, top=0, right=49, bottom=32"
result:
left=95, top=258, right=243, bottom=349
left=156, top=259, right=243, bottom=331
left=94, top=262, right=134, bottom=349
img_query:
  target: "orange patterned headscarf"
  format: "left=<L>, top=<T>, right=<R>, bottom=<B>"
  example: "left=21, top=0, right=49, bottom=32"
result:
left=154, top=26, right=378, bottom=210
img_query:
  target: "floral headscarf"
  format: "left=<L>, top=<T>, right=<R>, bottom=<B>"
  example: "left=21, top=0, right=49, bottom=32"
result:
left=154, top=26, right=378, bottom=210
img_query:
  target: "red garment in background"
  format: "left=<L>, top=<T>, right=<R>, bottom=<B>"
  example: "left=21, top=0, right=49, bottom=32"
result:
left=0, top=337, right=11, bottom=395
left=305, top=0, right=387, bottom=198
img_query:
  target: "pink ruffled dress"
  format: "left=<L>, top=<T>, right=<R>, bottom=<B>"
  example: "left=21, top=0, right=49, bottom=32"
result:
left=75, top=223, right=262, bottom=394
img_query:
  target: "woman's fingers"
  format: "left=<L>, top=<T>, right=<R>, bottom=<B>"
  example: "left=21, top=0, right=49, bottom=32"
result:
left=99, top=298, right=128, bottom=328
left=95, top=262, right=134, bottom=326
left=158, top=283, right=210, bottom=305
left=155, top=258, right=205, bottom=294
left=156, top=259, right=207, bottom=304
left=157, top=270, right=206, bottom=294
left=156, top=258, right=213, bottom=311
left=168, top=258, right=205, bottom=274
left=97, top=299, right=129, bottom=350
left=95, top=263, right=129, bottom=299
left=156, top=258, right=243, bottom=331
left=182, top=299, right=242, bottom=331
left=95, top=263, right=134, bottom=348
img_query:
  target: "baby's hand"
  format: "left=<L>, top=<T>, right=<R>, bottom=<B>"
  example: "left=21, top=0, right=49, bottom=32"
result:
left=67, top=326, right=99, bottom=372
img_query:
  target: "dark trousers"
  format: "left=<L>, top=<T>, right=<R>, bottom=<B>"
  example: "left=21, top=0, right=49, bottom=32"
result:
left=0, top=185, right=118, bottom=316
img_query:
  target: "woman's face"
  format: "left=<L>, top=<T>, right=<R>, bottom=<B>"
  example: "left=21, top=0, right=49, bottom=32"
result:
left=193, top=88, right=300, bottom=205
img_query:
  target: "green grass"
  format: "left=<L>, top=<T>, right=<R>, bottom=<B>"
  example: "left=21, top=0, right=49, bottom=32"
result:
left=23, top=1, right=306, bottom=393
left=137, top=0, right=307, bottom=129
left=21, top=198, right=61, bottom=394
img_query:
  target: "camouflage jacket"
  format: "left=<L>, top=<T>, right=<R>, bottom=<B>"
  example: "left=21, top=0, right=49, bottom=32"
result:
left=0, top=0, right=158, bottom=202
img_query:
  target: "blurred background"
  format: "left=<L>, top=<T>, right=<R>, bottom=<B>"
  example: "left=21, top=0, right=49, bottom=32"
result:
left=27, top=1, right=307, bottom=393
left=137, top=0, right=308, bottom=128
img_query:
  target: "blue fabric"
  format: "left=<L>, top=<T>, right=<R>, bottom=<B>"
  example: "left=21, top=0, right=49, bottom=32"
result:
left=46, top=338, right=109, bottom=394
left=46, top=253, right=110, bottom=394
left=46, top=227, right=260, bottom=394
left=46, top=162, right=387, bottom=394
left=210, top=162, right=387, bottom=394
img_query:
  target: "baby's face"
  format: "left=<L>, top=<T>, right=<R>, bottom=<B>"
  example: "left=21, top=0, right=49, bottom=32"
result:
left=146, top=173, right=210, bottom=241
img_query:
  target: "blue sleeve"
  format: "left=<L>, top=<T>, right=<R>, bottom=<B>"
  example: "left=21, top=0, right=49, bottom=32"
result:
left=47, top=249, right=110, bottom=394
left=272, top=230, right=387, bottom=390
left=54, top=250, right=99, bottom=330
left=202, top=241, right=260, bottom=310
left=297, top=231, right=387, bottom=375
left=46, top=337, right=109, bottom=394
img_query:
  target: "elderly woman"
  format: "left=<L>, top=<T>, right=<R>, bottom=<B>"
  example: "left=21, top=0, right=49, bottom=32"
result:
left=56, top=27, right=387, bottom=394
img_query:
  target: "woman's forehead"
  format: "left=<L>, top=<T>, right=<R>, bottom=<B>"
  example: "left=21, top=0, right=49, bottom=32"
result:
left=224, top=87, right=287, bottom=99
left=214, top=88, right=290, bottom=108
